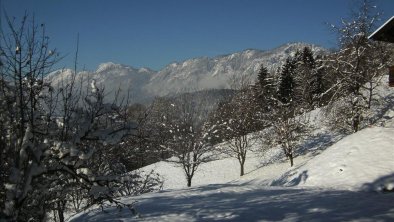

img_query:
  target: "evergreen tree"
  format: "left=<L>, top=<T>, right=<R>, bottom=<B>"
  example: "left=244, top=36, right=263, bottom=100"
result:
left=278, top=57, right=296, bottom=105
left=293, top=47, right=320, bottom=109
left=310, top=55, right=325, bottom=106
left=257, top=64, right=269, bottom=90
left=256, top=64, right=276, bottom=112
left=301, top=47, right=315, bottom=68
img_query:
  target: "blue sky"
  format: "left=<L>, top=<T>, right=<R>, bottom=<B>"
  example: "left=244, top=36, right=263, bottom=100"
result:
left=3, top=0, right=394, bottom=71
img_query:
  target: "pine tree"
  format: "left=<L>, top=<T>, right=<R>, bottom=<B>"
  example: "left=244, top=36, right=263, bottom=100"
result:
left=256, top=64, right=276, bottom=112
left=293, top=47, right=321, bottom=109
left=310, top=55, right=325, bottom=107
left=301, top=47, right=315, bottom=68
left=257, top=64, right=269, bottom=90
left=278, top=57, right=296, bottom=105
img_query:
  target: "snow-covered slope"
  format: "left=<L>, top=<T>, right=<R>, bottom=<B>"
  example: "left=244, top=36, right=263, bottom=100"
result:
left=68, top=124, right=394, bottom=221
left=48, top=42, right=327, bottom=102
left=133, top=126, right=394, bottom=192
left=272, top=127, right=394, bottom=190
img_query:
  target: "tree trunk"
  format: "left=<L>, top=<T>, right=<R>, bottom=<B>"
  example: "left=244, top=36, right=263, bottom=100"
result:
left=353, top=115, right=360, bottom=133
left=289, top=154, right=294, bottom=167
left=368, top=84, right=373, bottom=109
left=57, top=201, right=65, bottom=222
left=187, top=177, right=192, bottom=187
left=240, top=162, right=245, bottom=176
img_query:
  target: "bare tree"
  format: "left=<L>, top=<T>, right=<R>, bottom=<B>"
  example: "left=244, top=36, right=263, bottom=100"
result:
left=211, top=87, right=263, bottom=176
left=114, top=103, right=161, bottom=171
left=324, top=0, right=391, bottom=133
left=268, top=103, right=310, bottom=167
left=0, top=14, right=137, bottom=221
left=158, top=93, right=215, bottom=187
left=0, top=13, right=60, bottom=220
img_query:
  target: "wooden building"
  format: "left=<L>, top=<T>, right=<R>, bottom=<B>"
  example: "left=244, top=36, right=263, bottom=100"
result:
left=369, top=16, right=394, bottom=87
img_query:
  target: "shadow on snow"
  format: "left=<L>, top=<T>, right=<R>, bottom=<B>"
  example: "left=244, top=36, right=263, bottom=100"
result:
left=70, top=183, right=394, bottom=222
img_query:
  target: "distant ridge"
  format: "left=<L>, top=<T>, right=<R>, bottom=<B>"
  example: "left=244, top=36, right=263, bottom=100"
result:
left=47, top=42, right=328, bottom=103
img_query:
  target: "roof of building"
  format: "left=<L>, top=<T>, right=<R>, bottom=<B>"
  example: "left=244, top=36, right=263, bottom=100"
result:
left=369, top=16, right=394, bottom=43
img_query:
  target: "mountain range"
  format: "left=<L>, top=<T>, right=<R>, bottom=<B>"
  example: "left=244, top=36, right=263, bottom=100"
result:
left=47, top=42, right=328, bottom=103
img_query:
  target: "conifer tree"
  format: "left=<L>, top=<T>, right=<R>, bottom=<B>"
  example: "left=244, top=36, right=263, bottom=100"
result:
left=257, top=64, right=269, bottom=90
left=256, top=64, right=276, bottom=112
left=301, top=47, right=315, bottom=68
left=278, top=57, right=296, bottom=105
left=310, top=55, right=325, bottom=107
left=293, top=47, right=321, bottom=109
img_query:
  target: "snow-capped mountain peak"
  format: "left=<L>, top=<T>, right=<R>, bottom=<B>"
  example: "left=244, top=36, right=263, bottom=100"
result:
left=48, top=42, right=328, bottom=103
left=96, top=62, right=118, bottom=73
left=146, top=42, right=327, bottom=97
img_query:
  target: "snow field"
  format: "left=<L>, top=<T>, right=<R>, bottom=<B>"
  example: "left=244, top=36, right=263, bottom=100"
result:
left=69, top=124, right=394, bottom=221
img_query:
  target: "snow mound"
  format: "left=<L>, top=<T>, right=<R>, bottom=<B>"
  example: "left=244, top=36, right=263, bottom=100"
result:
left=272, top=127, right=394, bottom=190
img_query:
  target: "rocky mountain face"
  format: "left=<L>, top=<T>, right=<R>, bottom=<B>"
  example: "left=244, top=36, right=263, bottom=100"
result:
left=47, top=42, right=328, bottom=103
